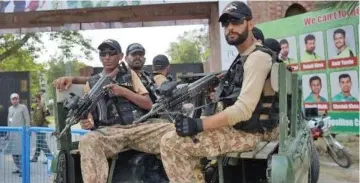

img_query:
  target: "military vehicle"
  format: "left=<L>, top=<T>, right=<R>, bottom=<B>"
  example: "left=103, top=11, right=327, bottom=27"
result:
left=51, top=60, right=319, bottom=183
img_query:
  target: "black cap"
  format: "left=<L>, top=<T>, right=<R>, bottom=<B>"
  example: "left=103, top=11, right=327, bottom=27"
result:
left=264, top=38, right=281, bottom=55
left=219, top=1, right=252, bottom=22
left=153, top=54, right=170, bottom=71
left=126, top=43, right=145, bottom=56
left=98, top=39, right=122, bottom=53
left=253, top=27, right=265, bottom=43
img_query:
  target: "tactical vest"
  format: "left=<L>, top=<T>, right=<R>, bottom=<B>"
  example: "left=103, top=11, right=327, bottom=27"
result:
left=88, top=68, right=143, bottom=126
left=140, top=70, right=158, bottom=103
left=220, top=45, right=279, bottom=133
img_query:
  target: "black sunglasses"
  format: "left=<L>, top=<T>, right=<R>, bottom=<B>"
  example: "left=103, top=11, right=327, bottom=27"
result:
left=99, top=49, right=118, bottom=57
left=221, top=17, right=247, bottom=27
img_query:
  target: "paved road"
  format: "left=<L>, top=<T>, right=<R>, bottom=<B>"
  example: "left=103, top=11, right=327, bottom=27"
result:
left=318, top=156, right=359, bottom=183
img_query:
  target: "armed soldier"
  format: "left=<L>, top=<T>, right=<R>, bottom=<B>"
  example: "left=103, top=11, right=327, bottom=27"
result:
left=159, top=2, right=279, bottom=182
left=76, top=39, right=175, bottom=183
left=124, top=43, right=160, bottom=102
left=53, top=43, right=170, bottom=102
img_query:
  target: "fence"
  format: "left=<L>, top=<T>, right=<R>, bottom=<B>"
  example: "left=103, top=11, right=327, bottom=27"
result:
left=0, top=126, right=88, bottom=183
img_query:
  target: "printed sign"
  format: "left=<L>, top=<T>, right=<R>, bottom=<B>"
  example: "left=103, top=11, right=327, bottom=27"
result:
left=258, top=6, right=359, bottom=134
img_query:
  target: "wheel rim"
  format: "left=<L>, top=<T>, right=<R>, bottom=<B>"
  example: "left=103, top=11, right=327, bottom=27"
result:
left=328, top=145, right=349, bottom=167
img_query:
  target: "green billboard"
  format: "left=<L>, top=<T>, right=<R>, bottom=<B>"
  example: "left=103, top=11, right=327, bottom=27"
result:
left=257, top=6, right=359, bottom=134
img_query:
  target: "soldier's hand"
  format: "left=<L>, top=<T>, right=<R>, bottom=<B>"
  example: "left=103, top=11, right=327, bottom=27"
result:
left=174, top=114, right=203, bottom=137
left=209, top=92, right=217, bottom=101
left=80, top=113, right=94, bottom=130
left=216, top=72, right=226, bottom=79
left=103, top=84, right=128, bottom=97
left=53, top=77, right=73, bottom=90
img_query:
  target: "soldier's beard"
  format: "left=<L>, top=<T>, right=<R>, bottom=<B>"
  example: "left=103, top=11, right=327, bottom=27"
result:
left=226, top=27, right=249, bottom=46
left=130, top=59, right=144, bottom=70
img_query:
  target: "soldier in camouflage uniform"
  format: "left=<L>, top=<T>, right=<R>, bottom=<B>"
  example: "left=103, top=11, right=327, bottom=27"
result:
left=77, top=39, right=174, bottom=183
left=159, top=2, right=279, bottom=182
left=30, top=94, right=53, bottom=163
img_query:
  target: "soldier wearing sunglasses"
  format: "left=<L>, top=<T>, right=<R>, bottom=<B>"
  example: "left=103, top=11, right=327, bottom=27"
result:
left=75, top=39, right=175, bottom=183
left=53, top=43, right=165, bottom=103
left=159, top=1, right=279, bottom=182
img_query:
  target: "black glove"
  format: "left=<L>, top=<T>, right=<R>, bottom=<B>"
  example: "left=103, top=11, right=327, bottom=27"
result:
left=175, top=114, right=203, bottom=137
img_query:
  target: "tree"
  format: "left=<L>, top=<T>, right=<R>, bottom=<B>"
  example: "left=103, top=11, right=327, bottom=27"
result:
left=0, top=46, right=45, bottom=95
left=44, top=57, right=87, bottom=100
left=0, top=30, right=95, bottom=64
left=0, top=30, right=94, bottom=97
left=166, top=26, right=210, bottom=64
left=316, top=1, right=359, bottom=13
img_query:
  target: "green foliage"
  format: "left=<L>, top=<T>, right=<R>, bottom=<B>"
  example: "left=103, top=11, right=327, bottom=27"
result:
left=316, top=1, right=359, bottom=13
left=0, top=30, right=95, bottom=64
left=44, top=57, right=87, bottom=100
left=0, top=45, right=44, bottom=95
left=48, top=31, right=95, bottom=60
left=166, top=26, right=210, bottom=64
left=0, top=30, right=94, bottom=97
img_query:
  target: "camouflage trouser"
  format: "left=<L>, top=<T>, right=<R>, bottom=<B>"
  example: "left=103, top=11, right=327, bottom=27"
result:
left=78, top=118, right=174, bottom=183
left=160, top=126, right=279, bottom=183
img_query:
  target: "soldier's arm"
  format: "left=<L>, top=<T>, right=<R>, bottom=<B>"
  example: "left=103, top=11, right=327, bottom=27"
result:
left=53, top=76, right=89, bottom=90
left=201, top=51, right=272, bottom=131
left=153, top=74, right=168, bottom=86
left=121, top=70, right=153, bottom=110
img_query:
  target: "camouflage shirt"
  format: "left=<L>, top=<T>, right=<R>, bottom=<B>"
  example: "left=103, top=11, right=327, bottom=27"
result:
left=32, top=103, right=48, bottom=126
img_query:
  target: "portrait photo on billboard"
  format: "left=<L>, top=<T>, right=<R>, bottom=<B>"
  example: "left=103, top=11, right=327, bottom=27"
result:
left=299, top=31, right=325, bottom=63
left=331, top=70, right=359, bottom=102
left=302, top=73, right=329, bottom=110
left=277, top=36, right=298, bottom=64
left=327, top=25, right=357, bottom=68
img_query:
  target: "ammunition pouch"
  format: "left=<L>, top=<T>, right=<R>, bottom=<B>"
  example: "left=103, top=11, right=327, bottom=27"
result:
left=88, top=66, right=144, bottom=126
left=220, top=45, right=280, bottom=134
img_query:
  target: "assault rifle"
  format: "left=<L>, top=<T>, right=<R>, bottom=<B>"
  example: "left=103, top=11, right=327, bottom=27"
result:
left=133, top=72, right=223, bottom=142
left=53, top=63, right=127, bottom=139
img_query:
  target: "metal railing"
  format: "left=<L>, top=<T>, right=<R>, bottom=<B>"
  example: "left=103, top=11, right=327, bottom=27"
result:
left=0, top=126, right=88, bottom=183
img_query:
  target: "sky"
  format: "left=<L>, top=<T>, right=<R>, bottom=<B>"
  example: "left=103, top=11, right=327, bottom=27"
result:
left=36, top=24, right=205, bottom=67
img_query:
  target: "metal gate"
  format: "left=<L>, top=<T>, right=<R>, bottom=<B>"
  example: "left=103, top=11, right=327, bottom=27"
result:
left=0, top=71, right=30, bottom=127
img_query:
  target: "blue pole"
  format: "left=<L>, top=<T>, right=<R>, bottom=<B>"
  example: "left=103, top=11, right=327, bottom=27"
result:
left=25, top=127, right=31, bottom=183
left=21, top=126, right=27, bottom=183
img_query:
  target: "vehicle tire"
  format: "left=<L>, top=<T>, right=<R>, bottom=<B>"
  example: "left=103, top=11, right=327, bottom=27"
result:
left=327, top=146, right=352, bottom=168
left=309, top=144, right=320, bottom=183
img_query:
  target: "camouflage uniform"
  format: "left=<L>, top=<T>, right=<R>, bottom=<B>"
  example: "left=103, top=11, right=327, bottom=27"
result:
left=79, top=118, right=174, bottom=183
left=160, top=41, right=280, bottom=183
left=160, top=127, right=278, bottom=183
left=31, top=103, right=52, bottom=161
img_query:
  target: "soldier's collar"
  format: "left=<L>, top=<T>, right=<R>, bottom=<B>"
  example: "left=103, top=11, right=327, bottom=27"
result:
left=100, top=70, right=117, bottom=80
left=240, top=42, right=262, bottom=56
